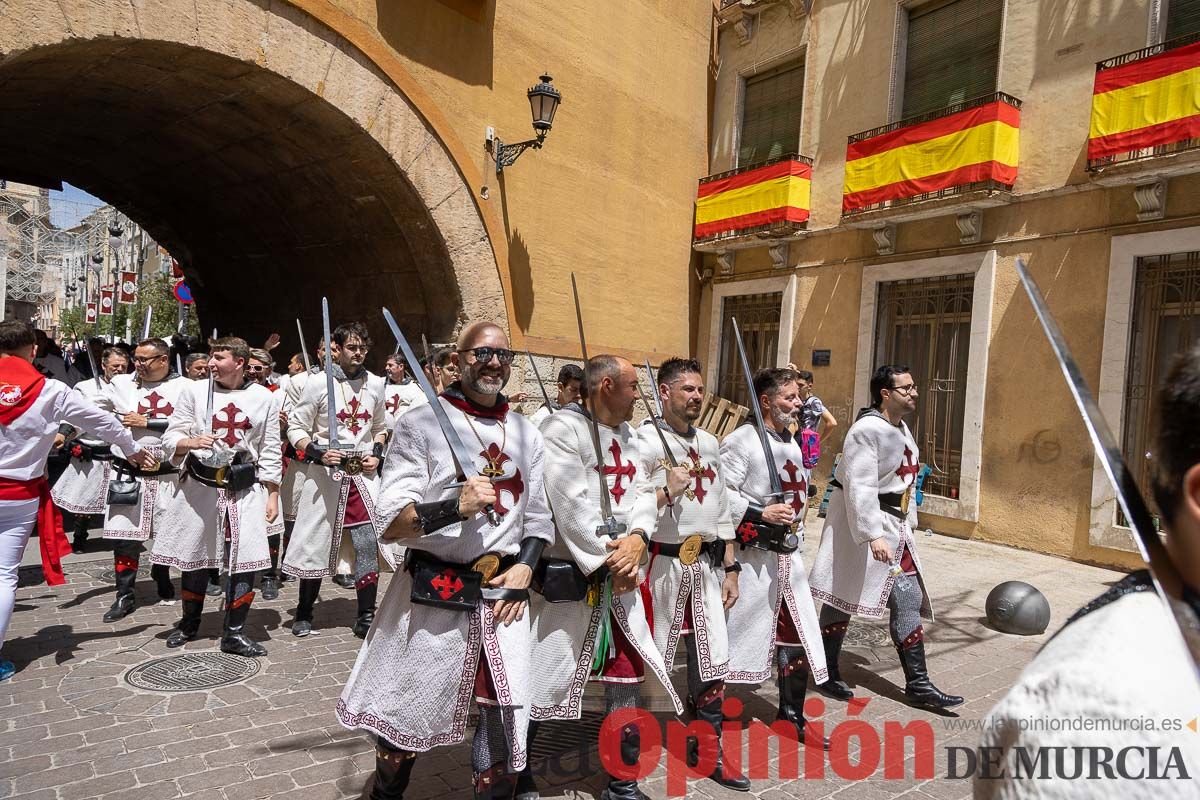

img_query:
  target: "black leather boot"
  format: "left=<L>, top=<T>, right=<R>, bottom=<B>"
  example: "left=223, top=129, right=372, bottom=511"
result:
left=515, top=721, right=540, bottom=800
left=262, top=534, right=281, bottom=600
left=167, top=570, right=207, bottom=647
left=206, top=569, right=223, bottom=596
left=776, top=648, right=830, bottom=750
left=689, top=682, right=750, bottom=792
left=104, top=546, right=139, bottom=622
left=895, top=631, right=963, bottom=710
left=600, top=723, right=647, bottom=800
left=292, top=578, right=321, bottom=637
left=70, top=515, right=90, bottom=554
left=816, top=621, right=854, bottom=701
left=151, top=562, right=175, bottom=602
left=365, top=741, right=416, bottom=800
left=353, top=574, right=378, bottom=639
left=221, top=573, right=267, bottom=657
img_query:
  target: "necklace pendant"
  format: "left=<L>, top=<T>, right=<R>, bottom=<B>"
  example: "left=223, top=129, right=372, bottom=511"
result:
left=482, top=460, right=504, bottom=478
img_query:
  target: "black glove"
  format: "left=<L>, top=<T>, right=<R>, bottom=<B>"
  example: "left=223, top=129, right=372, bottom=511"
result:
left=301, top=442, right=327, bottom=464
left=414, top=498, right=465, bottom=535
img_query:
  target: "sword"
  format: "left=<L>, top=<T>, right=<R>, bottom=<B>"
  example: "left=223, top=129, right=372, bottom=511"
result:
left=84, top=339, right=102, bottom=390
left=1015, top=257, right=1200, bottom=670
left=140, top=306, right=152, bottom=341
left=644, top=358, right=665, bottom=417
left=571, top=273, right=625, bottom=539
left=296, top=318, right=311, bottom=372
left=204, top=363, right=215, bottom=436
left=642, top=358, right=680, bottom=468
left=731, top=317, right=786, bottom=501
left=381, top=307, right=501, bottom=527
left=321, top=297, right=340, bottom=448
left=175, top=352, right=183, bottom=378
left=526, top=349, right=553, bottom=411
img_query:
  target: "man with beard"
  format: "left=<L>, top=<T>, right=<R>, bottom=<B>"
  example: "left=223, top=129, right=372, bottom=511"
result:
left=285, top=322, right=388, bottom=637
left=637, top=357, right=748, bottom=792
left=52, top=346, right=129, bottom=553
left=721, top=367, right=829, bottom=746
left=337, top=322, right=554, bottom=800
left=93, top=338, right=187, bottom=621
left=809, top=365, right=961, bottom=710
left=529, top=362, right=584, bottom=428
left=526, top=355, right=682, bottom=800
left=383, top=352, right=427, bottom=432
left=154, top=337, right=284, bottom=657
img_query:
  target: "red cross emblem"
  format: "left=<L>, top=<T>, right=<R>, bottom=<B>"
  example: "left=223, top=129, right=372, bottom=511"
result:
left=336, top=396, right=371, bottom=436
left=480, top=443, right=525, bottom=516
left=896, top=446, right=920, bottom=482
left=736, top=519, right=759, bottom=544
left=431, top=568, right=464, bottom=600
left=212, top=403, right=252, bottom=447
left=138, top=390, right=174, bottom=418
left=781, top=460, right=807, bottom=514
left=385, top=393, right=401, bottom=415
left=596, top=439, right=637, bottom=504
left=686, top=447, right=716, bottom=504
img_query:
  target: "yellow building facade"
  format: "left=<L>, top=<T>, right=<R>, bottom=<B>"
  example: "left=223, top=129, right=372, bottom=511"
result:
left=697, top=0, right=1200, bottom=569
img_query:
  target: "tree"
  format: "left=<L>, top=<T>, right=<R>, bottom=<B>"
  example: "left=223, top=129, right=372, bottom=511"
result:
left=57, top=274, right=199, bottom=344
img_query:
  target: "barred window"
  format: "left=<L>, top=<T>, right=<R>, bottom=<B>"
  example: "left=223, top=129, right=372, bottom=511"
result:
left=717, top=292, right=782, bottom=407
left=1166, top=0, right=1200, bottom=40
left=902, top=0, right=1004, bottom=120
left=738, top=62, right=804, bottom=167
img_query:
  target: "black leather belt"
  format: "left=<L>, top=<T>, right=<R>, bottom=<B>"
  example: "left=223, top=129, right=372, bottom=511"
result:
left=112, top=457, right=179, bottom=478
left=67, top=442, right=112, bottom=462
left=404, top=548, right=526, bottom=603
left=183, top=452, right=256, bottom=491
left=829, top=479, right=905, bottom=520
left=650, top=537, right=725, bottom=566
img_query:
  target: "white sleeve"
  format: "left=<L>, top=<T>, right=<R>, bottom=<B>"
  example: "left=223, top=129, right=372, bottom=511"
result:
left=841, top=424, right=884, bottom=546
left=57, top=390, right=137, bottom=454
left=715, top=457, right=735, bottom=541
left=541, top=416, right=611, bottom=576
left=718, top=429, right=752, bottom=524
left=375, top=411, right=431, bottom=533
left=287, top=377, right=320, bottom=447
left=628, top=436, right=658, bottom=537
left=521, top=427, right=555, bottom=545
left=162, top=383, right=197, bottom=461
left=257, top=391, right=284, bottom=486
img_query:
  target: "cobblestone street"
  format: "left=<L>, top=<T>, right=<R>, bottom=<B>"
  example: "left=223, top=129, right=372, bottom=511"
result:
left=1, top=527, right=1125, bottom=800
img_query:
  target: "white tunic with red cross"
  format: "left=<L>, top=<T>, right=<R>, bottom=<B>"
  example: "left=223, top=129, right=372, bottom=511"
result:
left=337, top=390, right=553, bottom=770
left=383, top=379, right=427, bottom=431
left=95, top=373, right=191, bottom=541
left=282, top=370, right=388, bottom=578
left=720, top=423, right=828, bottom=685
left=636, top=420, right=734, bottom=692
left=49, top=379, right=114, bottom=515
left=152, top=379, right=284, bottom=572
left=527, top=406, right=683, bottom=718
left=809, top=410, right=932, bottom=621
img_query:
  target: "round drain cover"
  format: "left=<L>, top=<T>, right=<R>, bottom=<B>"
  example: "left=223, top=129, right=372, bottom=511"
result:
left=125, top=652, right=260, bottom=692
left=844, top=624, right=891, bottom=649
left=97, top=567, right=150, bottom=582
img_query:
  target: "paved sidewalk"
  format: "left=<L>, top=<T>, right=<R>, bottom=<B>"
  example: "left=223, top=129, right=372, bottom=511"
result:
left=1, top=529, right=1125, bottom=800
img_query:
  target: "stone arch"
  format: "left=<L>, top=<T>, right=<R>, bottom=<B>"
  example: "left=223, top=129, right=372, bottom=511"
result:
left=0, top=0, right=509, bottom=353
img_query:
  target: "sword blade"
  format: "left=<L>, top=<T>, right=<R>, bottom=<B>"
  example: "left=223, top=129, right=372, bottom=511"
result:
left=204, top=370, right=215, bottom=435
left=381, top=308, right=500, bottom=526
left=570, top=273, right=616, bottom=528
left=84, top=340, right=101, bottom=390
left=321, top=297, right=339, bottom=446
left=141, top=306, right=152, bottom=341
left=731, top=317, right=784, bottom=496
left=644, top=358, right=665, bottom=418
left=636, top=381, right=678, bottom=468
left=296, top=318, right=311, bottom=372
left=175, top=352, right=183, bottom=378
left=1015, top=257, right=1199, bottom=670
left=525, top=349, right=553, bottom=410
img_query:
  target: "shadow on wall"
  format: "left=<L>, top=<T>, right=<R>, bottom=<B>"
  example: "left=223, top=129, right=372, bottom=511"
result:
left=376, top=0, right=497, bottom=88
left=508, top=226, right=534, bottom=332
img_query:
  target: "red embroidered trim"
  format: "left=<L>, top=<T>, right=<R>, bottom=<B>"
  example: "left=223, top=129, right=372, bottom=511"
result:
left=901, top=626, right=924, bottom=649
left=355, top=572, right=379, bottom=589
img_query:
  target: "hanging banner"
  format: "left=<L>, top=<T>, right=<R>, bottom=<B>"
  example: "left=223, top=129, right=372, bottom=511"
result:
left=85, top=302, right=98, bottom=324
left=694, top=156, right=812, bottom=242
left=118, top=271, right=138, bottom=305
left=99, top=289, right=115, bottom=316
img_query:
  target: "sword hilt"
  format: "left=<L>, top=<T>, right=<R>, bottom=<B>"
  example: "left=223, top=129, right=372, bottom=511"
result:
left=484, top=506, right=501, bottom=527
left=596, top=519, right=627, bottom=540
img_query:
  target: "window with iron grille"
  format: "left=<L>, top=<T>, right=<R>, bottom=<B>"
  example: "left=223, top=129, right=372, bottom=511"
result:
left=1167, top=0, right=1200, bottom=40
left=1120, top=251, right=1200, bottom=529
left=718, top=292, right=783, bottom=407
left=901, top=0, right=1004, bottom=120
left=873, top=273, right=974, bottom=498
left=738, top=62, right=804, bottom=167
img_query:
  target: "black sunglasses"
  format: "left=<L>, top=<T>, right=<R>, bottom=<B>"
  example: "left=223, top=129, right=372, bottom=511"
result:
left=459, top=347, right=516, bottom=366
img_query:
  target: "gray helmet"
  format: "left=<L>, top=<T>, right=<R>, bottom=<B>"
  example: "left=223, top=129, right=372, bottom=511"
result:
left=986, top=581, right=1051, bottom=636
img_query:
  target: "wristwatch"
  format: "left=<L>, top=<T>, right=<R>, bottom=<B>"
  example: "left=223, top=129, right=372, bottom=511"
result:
left=662, top=484, right=673, bottom=507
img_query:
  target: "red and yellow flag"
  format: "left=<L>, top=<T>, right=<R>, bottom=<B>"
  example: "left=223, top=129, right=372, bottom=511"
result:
left=842, top=100, right=1020, bottom=213
left=1089, top=41, right=1200, bottom=161
left=694, top=157, right=811, bottom=241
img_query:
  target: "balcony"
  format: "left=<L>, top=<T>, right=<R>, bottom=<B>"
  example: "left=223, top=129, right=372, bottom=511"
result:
left=1087, top=33, right=1200, bottom=175
left=841, top=92, right=1021, bottom=222
left=693, top=153, right=812, bottom=250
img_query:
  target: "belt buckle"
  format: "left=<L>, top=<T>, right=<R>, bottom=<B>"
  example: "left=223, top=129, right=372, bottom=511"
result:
left=900, top=487, right=912, bottom=515
left=471, top=553, right=501, bottom=582
left=343, top=454, right=364, bottom=476
left=678, top=535, right=703, bottom=566
left=213, top=465, right=228, bottom=486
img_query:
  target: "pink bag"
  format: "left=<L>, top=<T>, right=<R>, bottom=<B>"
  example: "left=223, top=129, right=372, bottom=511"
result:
left=800, top=428, right=820, bottom=469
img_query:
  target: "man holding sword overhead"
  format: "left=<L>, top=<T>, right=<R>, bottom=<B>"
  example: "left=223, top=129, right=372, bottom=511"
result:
left=338, top=317, right=554, bottom=800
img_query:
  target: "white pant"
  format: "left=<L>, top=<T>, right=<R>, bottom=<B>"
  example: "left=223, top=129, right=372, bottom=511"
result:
left=0, top=498, right=39, bottom=649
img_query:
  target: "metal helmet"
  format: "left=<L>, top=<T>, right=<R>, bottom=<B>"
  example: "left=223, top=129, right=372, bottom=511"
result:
left=985, top=581, right=1051, bottom=636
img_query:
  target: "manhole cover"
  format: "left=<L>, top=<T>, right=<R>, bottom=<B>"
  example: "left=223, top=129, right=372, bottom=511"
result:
left=96, top=567, right=150, bottom=582
left=529, top=711, right=606, bottom=760
left=125, top=652, right=261, bottom=692
left=844, top=624, right=891, bottom=649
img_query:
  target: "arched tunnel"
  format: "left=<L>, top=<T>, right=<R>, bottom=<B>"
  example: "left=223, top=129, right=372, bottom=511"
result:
left=0, top=35, right=478, bottom=365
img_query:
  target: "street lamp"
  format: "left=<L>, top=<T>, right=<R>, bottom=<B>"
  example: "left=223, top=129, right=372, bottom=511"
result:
left=490, top=74, right=562, bottom=174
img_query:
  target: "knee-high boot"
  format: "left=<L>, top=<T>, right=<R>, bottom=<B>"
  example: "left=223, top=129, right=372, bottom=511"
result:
left=167, top=570, right=207, bottom=647
left=70, top=513, right=90, bottom=553
left=601, top=723, right=646, bottom=800
left=221, top=572, right=267, bottom=657
left=776, top=647, right=830, bottom=749
left=353, top=573, right=378, bottom=639
left=688, top=682, right=750, bottom=791
left=104, top=542, right=140, bottom=622
left=816, top=621, right=854, bottom=700
left=261, top=533, right=281, bottom=601
left=895, top=628, right=963, bottom=710
left=366, top=740, right=417, bottom=800
left=292, top=578, right=321, bottom=637
left=151, top=562, right=175, bottom=602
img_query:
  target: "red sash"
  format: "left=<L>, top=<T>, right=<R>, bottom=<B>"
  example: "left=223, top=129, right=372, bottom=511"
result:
left=0, top=476, right=68, bottom=586
left=0, top=356, right=45, bottom=424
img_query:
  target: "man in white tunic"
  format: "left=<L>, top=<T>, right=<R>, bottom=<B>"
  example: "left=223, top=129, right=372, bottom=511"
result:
left=528, top=362, right=583, bottom=428
left=94, top=338, right=189, bottom=621
left=383, top=352, right=427, bottom=431
left=155, top=337, right=284, bottom=657
left=722, top=367, right=829, bottom=747
left=337, top=322, right=553, bottom=800
left=51, top=346, right=127, bottom=552
left=809, top=364, right=961, bottom=710
left=527, top=354, right=682, bottom=800
left=286, top=322, right=388, bottom=638
left=637, top=357, right=748, bottom=792
left=0, top=321, right=154, bottom=682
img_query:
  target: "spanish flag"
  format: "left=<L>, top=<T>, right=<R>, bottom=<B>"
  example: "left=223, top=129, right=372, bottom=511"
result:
left=843, top=99, right=1020, bottom=213
left=1089, top=40, right=1200, bottom=161
left=694, top=157, right=811, bottom=241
